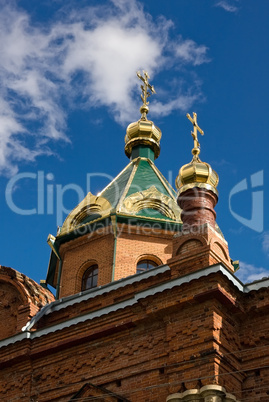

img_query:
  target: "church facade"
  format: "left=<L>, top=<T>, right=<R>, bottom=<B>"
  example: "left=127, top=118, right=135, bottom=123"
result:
left=1, top=72, right=269, bottom=401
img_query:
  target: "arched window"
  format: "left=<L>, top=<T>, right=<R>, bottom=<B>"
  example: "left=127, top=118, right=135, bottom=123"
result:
left=136, top=259, right=158, bottom=274
left=81, top=265, right=98, bottom=291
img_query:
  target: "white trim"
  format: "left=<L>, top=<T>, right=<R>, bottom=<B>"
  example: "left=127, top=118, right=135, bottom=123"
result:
left=1, top=264, right=268, bottom=350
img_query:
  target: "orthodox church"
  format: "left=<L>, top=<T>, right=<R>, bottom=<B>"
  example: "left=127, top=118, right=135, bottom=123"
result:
left=0, top=72, right=269, bottom=401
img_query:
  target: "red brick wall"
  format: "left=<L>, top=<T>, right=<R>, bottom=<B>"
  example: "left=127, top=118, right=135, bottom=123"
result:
left=0, top=267, right=54, bottom=340
left=59, top=230, right=115, bottom=298
left=0, top=281, right=24, bottom=340
left=2, top=270, right=269, bottom=400
left=59, top=224, right=175, bottom=298
left=113, top=224, right=173, bottom=281
left=1, top=271, right=258, bottom=401
left=168, top=225, right=234, bottom=278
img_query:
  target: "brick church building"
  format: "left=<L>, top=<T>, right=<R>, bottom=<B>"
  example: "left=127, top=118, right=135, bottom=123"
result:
left=1, top=72, right=269, bottom=401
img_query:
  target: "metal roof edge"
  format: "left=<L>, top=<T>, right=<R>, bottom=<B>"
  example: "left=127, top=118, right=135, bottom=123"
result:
left=0, top=331, right=31, bottom=349
left=2, top=265, right=269, bottom=350
left=244, top=277, right=269, bottom=293
left=23, top=264, right=171, bottom=331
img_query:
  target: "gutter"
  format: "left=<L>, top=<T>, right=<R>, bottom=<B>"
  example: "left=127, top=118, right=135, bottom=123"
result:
left=111, top=213, right=117, bottom=282
left=47, top=233, right=62, bottom=296
left=56, top=259, right=63, bottom=300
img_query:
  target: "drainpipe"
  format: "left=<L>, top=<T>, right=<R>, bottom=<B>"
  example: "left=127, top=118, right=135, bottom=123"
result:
left=56, top=258, right=63, bottom=299
left=47, top=234, right=62, bottom=299
left=110, top=212, right=117, bottom=282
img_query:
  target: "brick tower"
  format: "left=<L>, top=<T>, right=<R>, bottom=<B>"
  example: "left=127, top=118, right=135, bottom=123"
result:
left=168, top=112, right=234, bottom=278
left=46, top=71, right=182, bottom=299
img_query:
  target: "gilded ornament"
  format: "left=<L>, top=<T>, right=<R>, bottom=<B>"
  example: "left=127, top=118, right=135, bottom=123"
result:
left=60, top=193, right=112, bottom=236
left=121, top=185, right=181, bottom=221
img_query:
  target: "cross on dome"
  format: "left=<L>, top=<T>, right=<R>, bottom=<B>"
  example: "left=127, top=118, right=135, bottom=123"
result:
left=136, top=70, right=156, bottom=119
left=186, top=112, right=204, bottom=160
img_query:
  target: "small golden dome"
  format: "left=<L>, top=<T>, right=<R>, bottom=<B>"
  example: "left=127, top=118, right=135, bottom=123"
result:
left=176, top=158, right=219, bottom=195
left=125, top=71, right=161, bottom=159
left=124, top=117, right=162, bottom=159
left=175, top=112, right=219, bottom=195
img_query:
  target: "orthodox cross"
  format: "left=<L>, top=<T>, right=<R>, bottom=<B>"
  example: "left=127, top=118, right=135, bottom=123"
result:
left=186, top=112, right=204, bottom=151
left=137, top=70, right=156, bottom=107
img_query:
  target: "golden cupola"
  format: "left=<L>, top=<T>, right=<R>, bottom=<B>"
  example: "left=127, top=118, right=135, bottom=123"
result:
left=176, top=112, right=219, bottom=195
left=125, top=71, right=162, bottom=160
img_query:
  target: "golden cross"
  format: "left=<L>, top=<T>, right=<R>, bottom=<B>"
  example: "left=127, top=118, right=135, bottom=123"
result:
left=137, top=70, right=156, bottom=107
left=186, top=112, right=204, bottom=150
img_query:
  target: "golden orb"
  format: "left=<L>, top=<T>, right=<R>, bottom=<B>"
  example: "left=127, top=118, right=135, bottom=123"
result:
left=140, top=105, right=149, bottom=115
left=176, top=158, right=219, bottom=195
left=125, top=118, right=162, bottom=159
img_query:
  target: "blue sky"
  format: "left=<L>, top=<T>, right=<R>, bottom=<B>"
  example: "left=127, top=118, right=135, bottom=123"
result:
left=0, top=0, right=268, bottom=286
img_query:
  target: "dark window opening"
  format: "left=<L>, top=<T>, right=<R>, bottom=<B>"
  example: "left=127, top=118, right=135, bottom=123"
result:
left=82, top=265, right=98, bottom=291
left=136, top=259, right=158, bottom=274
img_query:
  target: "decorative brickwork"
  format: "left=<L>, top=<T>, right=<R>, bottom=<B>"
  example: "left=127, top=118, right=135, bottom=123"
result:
left=0, top=266, right=54, bottom=340
left=178, top=188, right=218, bottom=229
left=168, top=224, right=234, bottom=277
left=2, top=257, right=269, bottom=400
left=70, top=382, right=130, bottom=401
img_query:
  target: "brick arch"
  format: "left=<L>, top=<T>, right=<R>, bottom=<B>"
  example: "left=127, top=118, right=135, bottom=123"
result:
left=212, top=241, right=229, bottom=261
left=0, top=275, right=28, bottom=305
left=75, top=259, right=99, bottom=293
left=135, top=254, right=163, bottom=267
left=176, top=238, right=204, bottom=256
left=0, top=267, right=54, bottom=340
left=0, top=279, right=25, bottom=340
left=0, top=269, right=53, bottom=306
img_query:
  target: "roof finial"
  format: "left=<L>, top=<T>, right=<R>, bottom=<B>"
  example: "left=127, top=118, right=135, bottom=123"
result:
left=186, top=112, right=204, bottom=161
left=125, top=71, right=161, bottom=160
left=137, top=70, right=156, bottom=120
left=176, top=112, right=218, bottom=197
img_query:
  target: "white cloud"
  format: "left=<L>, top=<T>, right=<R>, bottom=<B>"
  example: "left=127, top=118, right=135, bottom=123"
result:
left=262, top=232, right=269, bottom=256
left=0, top=0, right=210, bottom=175
left=215, top=1, right=239, bottom=13
left=173, top=38, right=209, bottom=66
left=61, top=21, right=162, bottom=122
left=236, top=261, right=269, bottom=283
left=150, top=93, right=201, bottom=117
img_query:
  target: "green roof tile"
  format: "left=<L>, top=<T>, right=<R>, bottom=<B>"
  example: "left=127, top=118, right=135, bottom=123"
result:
left=126, top=159, right=170, bottom=198
left=99, top=162, right=134, bottom=208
